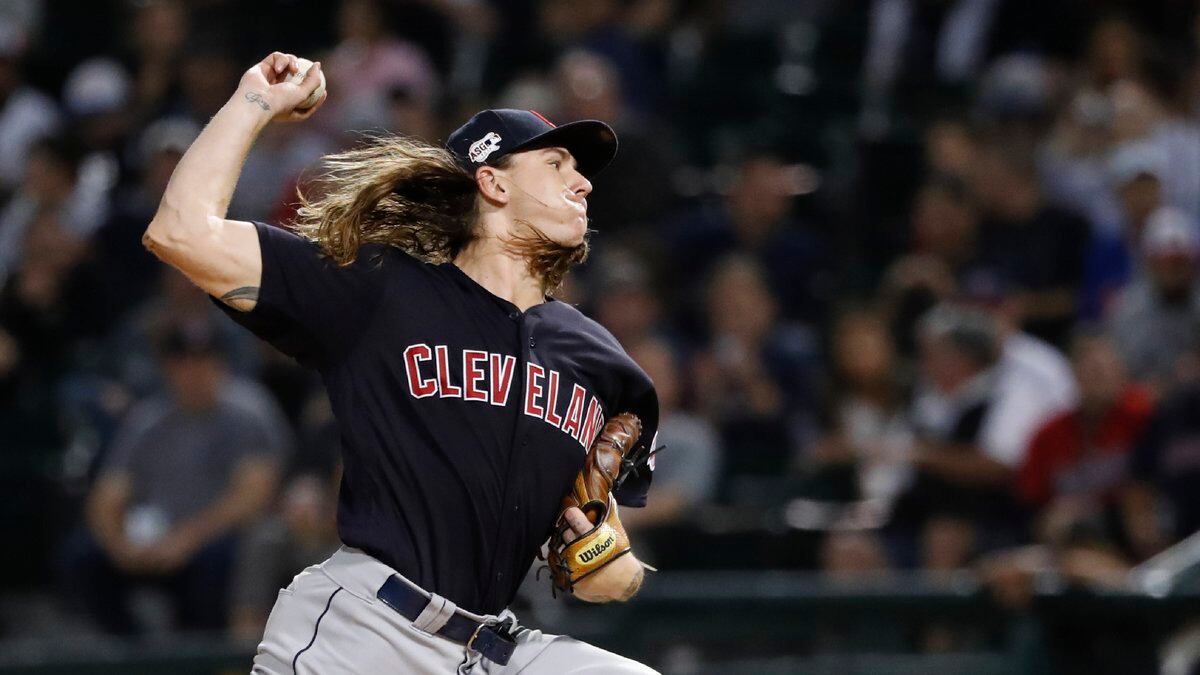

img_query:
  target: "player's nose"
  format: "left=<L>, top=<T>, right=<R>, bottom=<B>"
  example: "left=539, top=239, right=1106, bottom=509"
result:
left=569, top=171, right=592, bottom=200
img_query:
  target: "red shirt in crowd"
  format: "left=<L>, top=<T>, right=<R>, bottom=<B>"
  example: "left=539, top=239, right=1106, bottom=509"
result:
left=1017, top=386, right=1154, bottom=506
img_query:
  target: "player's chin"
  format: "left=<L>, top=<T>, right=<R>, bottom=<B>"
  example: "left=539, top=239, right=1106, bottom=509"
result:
left=548, top=218, right=588, bottom=247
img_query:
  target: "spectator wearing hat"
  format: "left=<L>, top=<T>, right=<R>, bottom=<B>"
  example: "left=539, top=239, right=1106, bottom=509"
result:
left=1107, top=206, right=1200, bottom=392
left=61, top=319, right=289, bottom=635
left=60, top=57, right=137, bottom=239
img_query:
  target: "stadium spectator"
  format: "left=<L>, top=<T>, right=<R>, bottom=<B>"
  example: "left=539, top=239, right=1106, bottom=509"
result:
left=123, top=0, right=189, bottom=126
left=1078, top=141, right=1167, bottom=320
left=0, top=204, right=101, bottom=473
left=91, top=117, right=197, bottom=312
left=61, top=319, right=288, bottom=635
left=321, top=0, right=440, bottom=135
left=895, top=305, right=1021, bottom=567
left=809, top=309, right=914, bottom=509
left=0, top=22, right=61, bottom=195
left=590, top=247, right=667, bottom=349
left=1018, top=331, right=1153, bottom=552
left=669, top=151, right=832, bottom=324
left=0, top=134, right=88, bottom=289
left=693, top=255, right=817, bottom=495
left=1125, top=351, right=1200, bottom=559
left=969, top=137, right=1091, bottom=347
left=622, top=337, right=721, bottom=531
left=1107, top=206, right=1200, bottom=392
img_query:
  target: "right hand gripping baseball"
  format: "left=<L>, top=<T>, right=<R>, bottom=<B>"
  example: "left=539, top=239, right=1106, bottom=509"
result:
left=238, top=52, right=326, bottom=122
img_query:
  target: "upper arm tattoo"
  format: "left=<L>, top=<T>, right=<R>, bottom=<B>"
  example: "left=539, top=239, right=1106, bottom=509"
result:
left=219, top=286, right=260, bottom=310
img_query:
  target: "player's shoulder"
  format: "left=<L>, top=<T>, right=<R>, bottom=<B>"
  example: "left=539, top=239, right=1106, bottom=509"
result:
left=544, top=299, right=624, bottom=350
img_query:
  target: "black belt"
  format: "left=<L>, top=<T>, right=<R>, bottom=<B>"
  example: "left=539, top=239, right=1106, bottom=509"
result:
left=375, top=576, right=516, bottom=665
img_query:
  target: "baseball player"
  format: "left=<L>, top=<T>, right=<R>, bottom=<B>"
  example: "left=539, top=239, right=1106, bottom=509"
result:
left=142, top=52, right=660, bottom=673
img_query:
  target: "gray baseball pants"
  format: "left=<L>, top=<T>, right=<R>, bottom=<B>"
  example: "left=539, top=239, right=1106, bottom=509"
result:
left=251, top=546, right=658, bottom=674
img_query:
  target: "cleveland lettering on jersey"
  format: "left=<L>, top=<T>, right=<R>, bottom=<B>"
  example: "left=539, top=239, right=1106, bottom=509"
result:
left=403, top=343, right=606, bottom=448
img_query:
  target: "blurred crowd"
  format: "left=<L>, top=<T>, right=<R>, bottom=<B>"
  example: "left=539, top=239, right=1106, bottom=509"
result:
left=2, top=0, right=1200, bottom=652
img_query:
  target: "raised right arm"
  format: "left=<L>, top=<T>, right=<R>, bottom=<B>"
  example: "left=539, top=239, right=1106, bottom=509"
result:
left=142, top=52, right=325, bottom=311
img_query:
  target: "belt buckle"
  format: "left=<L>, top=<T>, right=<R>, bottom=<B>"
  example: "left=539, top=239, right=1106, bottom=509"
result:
left=467, top=617, right=515, bottom=653
left=466, top=622, right=487, bottom=653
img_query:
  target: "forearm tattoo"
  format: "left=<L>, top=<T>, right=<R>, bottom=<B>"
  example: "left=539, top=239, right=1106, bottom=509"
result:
left=220, top=286, right=260, bottom=306
left=620, top=567, right=644, bottom=601
left=245, top=91, right=270, bottom=111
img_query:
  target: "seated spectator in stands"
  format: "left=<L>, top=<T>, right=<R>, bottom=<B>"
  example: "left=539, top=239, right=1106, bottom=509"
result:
left=0, top=24, right=61, bottom=195
left=668, top=151, right=831, bottom=324
left=809, top=309, right=914, bottom=508
left=61, top=320, right=288, bottom=635
left=0, top=134, right=88, bottom=290
left=321, top=0, right=440, bottom=135
left=908, top=175, right=984, bottom=284
left=1079, top=142, right=1166, bottom=320
left=590, top=247, right=666, bottom=348
left=981, top=297, right=1080, bottom=485
left=968, top=137, right=1091, bottom=347
left=621, top=337, right=721, bottom=531
left=0, top=204, right=115, bottom=449
left=61, top=57, right=135, bottom=237
left=1124, top=351, right=1200, bottom=560
left=1107, top=206, right=1200, bottom=394
left=692, top=256, right=817, bottom=494
left=885, top=174, right=1011, bottom=339
left=94, top=117, right=198, bottom=317
left=1018, top=331, right=1153, bottom=553
left=894, top=305, right=1022, bottom=568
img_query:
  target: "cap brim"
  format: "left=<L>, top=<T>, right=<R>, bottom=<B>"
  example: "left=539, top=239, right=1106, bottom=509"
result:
left=507, top=120, right=618, bottom=178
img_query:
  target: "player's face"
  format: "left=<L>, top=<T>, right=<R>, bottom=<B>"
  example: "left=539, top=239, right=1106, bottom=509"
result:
left=498, top=147, right=592, bottom=246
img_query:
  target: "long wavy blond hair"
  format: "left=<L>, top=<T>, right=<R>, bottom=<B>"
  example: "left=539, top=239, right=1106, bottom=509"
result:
left=291, top=134, right=588, bottom=294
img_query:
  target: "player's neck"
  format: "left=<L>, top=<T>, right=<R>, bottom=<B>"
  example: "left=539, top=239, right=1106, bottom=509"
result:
left=453, top=236, right=546, bottom=311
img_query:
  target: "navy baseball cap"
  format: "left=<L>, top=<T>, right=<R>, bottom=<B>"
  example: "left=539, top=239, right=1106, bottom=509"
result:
left=446, top=109, right=618, bottom=178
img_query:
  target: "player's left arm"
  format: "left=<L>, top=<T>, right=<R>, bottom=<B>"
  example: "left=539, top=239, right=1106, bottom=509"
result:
left=561, top=506, right=645, bottom=602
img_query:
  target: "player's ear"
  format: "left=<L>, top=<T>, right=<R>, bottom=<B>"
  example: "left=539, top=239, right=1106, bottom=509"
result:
left=475, top=166, right=509, bottom=206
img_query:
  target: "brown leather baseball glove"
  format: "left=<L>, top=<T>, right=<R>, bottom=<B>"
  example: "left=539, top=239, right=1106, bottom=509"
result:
left=545, top=412, right=643, bottom=595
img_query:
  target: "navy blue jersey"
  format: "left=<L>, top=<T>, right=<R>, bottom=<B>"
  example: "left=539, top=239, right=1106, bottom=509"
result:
left=211, top=221, right=658, bottom=614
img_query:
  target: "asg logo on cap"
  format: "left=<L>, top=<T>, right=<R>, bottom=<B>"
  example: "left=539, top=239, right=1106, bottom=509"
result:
left=468, top=132, right=502, bottom=163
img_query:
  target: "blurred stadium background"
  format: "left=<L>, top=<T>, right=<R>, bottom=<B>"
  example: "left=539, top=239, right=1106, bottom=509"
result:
left=2, top=0, right=1200, bottom=673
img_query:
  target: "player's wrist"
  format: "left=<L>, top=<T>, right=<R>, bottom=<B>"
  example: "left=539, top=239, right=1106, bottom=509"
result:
left=225, top=87, right=276, bottom=132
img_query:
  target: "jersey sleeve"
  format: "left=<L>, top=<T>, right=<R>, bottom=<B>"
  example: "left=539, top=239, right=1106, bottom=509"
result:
left=209, top=221, right=385, bottom=368
left=613, top=361, right=659, bottom=508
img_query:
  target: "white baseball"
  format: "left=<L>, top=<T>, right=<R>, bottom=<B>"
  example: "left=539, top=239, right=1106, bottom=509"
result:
left=288, top=57, right=326, bottom=110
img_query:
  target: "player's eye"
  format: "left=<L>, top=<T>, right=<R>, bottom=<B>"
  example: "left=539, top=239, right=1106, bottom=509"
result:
left=549, top=160, right=561, bottom=169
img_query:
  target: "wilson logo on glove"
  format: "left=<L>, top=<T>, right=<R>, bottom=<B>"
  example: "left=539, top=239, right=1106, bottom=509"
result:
left=543, top=412, right=647, bottom=594
left=577, top=530, right=616, bottom=565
